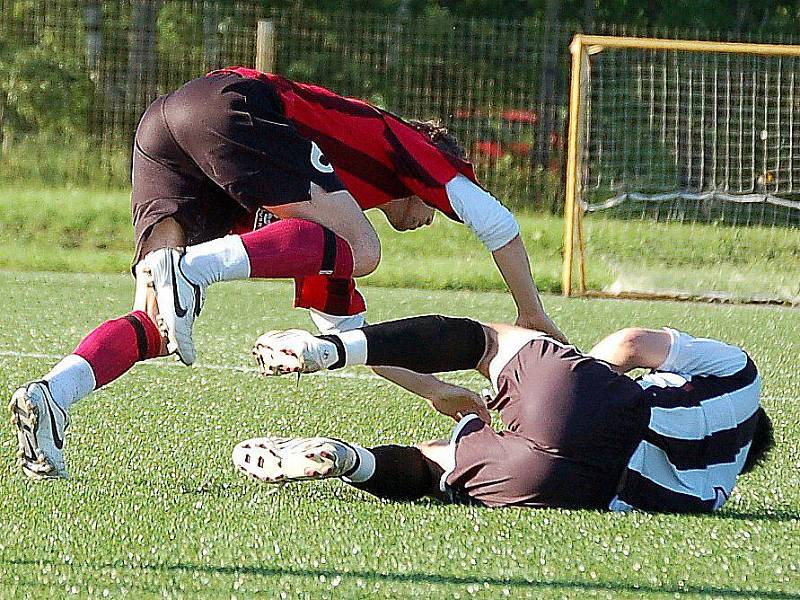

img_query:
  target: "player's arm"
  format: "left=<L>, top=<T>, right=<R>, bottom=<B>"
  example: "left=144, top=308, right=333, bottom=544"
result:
left=445, top=175, right=567, bottom=343
left=491, top=235, right=566, bottom=343
left=589, top=327, right=750, bottom=377
left=588, top=328, right=672, bottom=373
left=307, top=309, right=488, bottom=422
left=371, top=366, right=490, bottom=423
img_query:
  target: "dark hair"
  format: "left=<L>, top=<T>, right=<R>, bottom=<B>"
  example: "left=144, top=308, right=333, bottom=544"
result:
left=408, top=119, right=467, bottom=159
left=741, top=407, right=775, bottom=474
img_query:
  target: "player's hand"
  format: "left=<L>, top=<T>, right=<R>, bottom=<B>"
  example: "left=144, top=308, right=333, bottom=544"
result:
left=428, top=383, right=490, bottom=423
left=514, top=312, right=543, bottom=331
left=515, top=312, right=570, bottom=345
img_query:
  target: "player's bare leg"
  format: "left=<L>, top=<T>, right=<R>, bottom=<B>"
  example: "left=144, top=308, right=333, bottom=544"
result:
left=8, top=222, right=176, bottom=479
left=149, top=186, right=379, bottom=365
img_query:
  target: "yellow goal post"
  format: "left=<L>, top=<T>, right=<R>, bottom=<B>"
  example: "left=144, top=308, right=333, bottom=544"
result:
left=562, top=34, right=800, bottom=299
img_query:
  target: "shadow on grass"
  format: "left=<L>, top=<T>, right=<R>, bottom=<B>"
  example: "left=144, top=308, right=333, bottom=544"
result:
left=181, top=482, right=800, bottom=524
left=4, top=559, right=798, bottom=598
left=713, top=509, right=800, bottom=523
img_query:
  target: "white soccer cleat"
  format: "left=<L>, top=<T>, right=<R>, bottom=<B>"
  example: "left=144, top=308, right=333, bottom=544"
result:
left=252, top=329, right=338, bottom=376
left=232, top=436, right=357, bottom=484
left=9, top=381, right=69, bottom=479
left=138, top=248, right=205, bottom=365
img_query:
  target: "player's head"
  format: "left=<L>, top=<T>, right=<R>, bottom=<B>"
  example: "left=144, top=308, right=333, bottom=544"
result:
left=408, top=119, right=466, bottom=159
left=379, top=196, right=435, bottom=231
left=741, top=407, right=774, bottom=474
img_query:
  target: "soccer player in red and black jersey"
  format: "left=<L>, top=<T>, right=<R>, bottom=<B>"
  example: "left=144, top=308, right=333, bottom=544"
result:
left=10, top=67, right=565, bottom=480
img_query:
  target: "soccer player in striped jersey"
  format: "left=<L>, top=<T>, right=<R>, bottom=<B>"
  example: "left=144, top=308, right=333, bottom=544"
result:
left=241, top=319, right=771, bottom=513
left=9, top=68, right=563, bottom=480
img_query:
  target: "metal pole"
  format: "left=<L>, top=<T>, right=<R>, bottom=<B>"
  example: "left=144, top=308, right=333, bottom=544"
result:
left=255, top=19, right=275, bottom=72
left=562, top=35, right=585, bottom=297
left=576, top=34, right=800, bottom=57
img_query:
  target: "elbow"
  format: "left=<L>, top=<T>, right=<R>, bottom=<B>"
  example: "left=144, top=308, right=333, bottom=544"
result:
left=613, top=327, right=650, bottom=361
left=591, top=327, right=649, bottom=372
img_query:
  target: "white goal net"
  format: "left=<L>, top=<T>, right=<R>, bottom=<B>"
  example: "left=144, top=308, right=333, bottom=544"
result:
left=566, top=36, right=800, bottom=303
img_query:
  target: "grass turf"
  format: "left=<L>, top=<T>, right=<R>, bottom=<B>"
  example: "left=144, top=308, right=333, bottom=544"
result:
left=0, top=271, right=798, bottom=598
left=1, top=186, right=799, bottom=301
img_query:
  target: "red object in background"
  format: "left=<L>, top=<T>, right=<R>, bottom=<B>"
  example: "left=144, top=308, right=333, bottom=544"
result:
left=550, top=131, right=563, bottom=149
left=507, top=141, right=532, bottom=157
left=472, top=140, right=504, bottom=159
left=501, top=109, right=538, bottom=124
left=454, top=107, right=489, bottom=119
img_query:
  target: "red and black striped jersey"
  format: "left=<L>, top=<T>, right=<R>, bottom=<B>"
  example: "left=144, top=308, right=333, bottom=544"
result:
left=210, top=67, right=479, bottom=219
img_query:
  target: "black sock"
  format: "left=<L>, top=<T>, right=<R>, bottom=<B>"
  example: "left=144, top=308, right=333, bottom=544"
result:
left=358, top=315, right=485, bottom=373
left=318, top=334, right=346, bottom=369
left=347, top=445, right=434, bottom=501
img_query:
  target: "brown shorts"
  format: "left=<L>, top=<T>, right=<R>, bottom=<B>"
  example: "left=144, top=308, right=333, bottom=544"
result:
left=130, top=72, right=345, bottom=264
left=443, top=337, right=648, bottom=509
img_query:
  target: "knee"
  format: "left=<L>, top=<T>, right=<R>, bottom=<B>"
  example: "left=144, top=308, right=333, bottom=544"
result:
left=350, top=228, right=381, bottom=277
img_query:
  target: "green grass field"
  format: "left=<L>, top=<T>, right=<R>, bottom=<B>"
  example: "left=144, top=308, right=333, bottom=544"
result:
left=1, top=186, right=799, bottom=301
left=0, top=271, right=798, bottom=598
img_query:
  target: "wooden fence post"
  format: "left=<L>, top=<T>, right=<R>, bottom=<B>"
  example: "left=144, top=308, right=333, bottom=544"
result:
left=255, top=19, right=275, bottom=72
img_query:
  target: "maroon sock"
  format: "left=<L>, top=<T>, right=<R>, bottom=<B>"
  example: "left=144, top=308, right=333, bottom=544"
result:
left=240, top=219, right=354, bottom=279
left=73, top=311, right=163, bottom=388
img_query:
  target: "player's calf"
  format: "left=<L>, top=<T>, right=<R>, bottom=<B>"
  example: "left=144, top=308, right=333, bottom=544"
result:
left=253, top=315, right=487, bottom=376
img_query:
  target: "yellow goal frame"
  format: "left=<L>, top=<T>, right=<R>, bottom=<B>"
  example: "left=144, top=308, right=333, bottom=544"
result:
left=562, top=34, right=800, bottom=297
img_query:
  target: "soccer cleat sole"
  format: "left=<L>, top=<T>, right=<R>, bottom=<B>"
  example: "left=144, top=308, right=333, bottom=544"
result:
left=252, top=331, right=311, bottom=376
left=232, top=438, right=339, bottom=483
left=8, top=390, right=61, bottom=480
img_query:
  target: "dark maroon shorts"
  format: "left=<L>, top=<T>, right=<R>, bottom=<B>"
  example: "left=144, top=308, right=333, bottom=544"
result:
left=131, top=72, right=345, bottom=264
left=443, top=336, right=648, bottom=509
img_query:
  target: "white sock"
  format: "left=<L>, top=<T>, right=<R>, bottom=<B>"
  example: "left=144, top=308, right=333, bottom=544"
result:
left=182, top=235, right=251, bottom=287
left=309, top=308, right=366, bottom=334
left=43, top=355, right=96, bottom=411
left=342, top=444, right=376, bottom=483
left=336, top=329, right=368, bottom=367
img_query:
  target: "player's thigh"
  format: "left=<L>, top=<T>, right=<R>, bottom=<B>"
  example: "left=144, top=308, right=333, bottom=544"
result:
left=132, top=152, right=242, bottom=265
left=495, top=339, right=645, bottom=445
left=435, top=416, right=556, bottom=507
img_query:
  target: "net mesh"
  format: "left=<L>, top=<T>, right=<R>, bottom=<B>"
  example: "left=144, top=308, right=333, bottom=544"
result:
left=576, top=41, right=800, bottom=303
